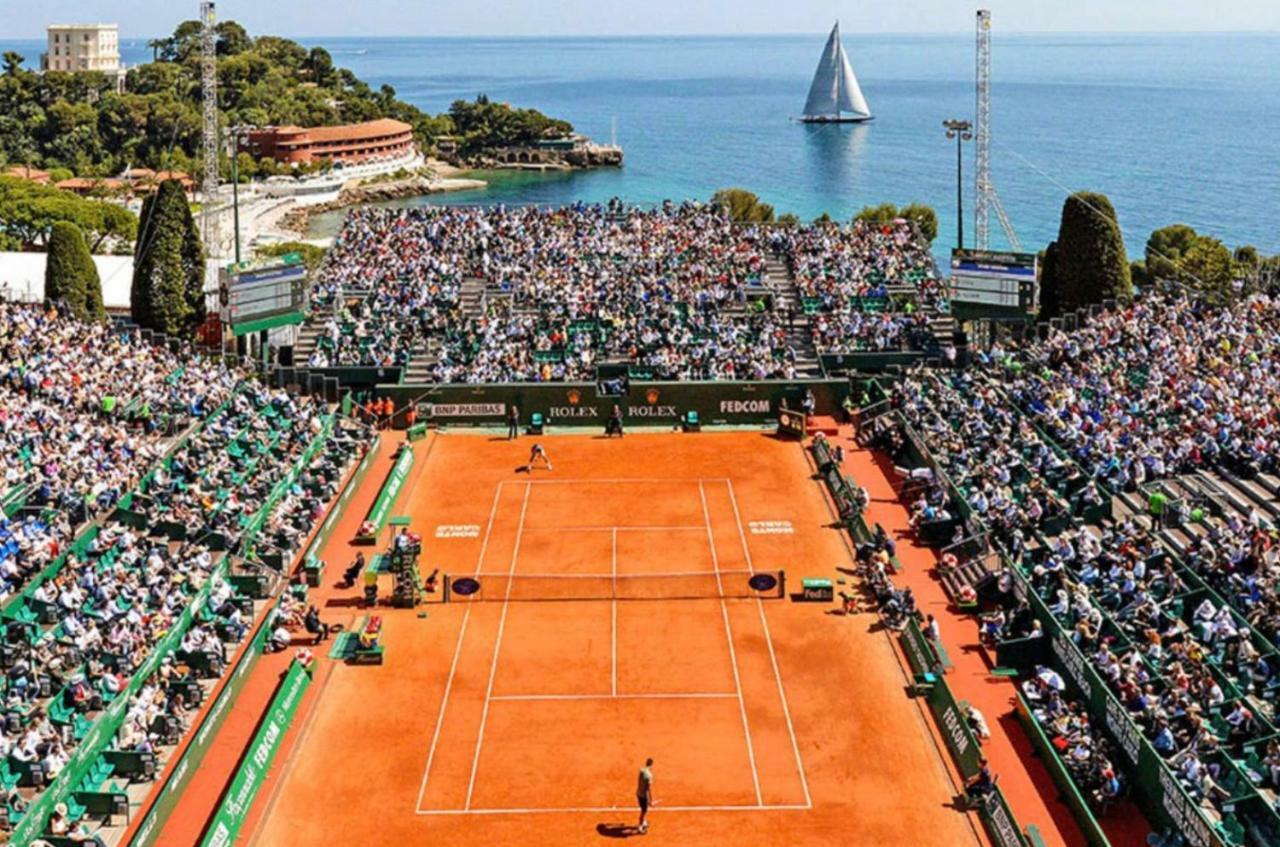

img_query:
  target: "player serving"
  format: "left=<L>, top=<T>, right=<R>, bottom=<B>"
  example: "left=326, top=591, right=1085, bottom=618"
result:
left=524, top=442, right=552, bottom=472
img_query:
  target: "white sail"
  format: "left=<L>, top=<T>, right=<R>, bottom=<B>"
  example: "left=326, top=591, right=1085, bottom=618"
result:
left=835, top=38, right=871, bottom=117
left=801, top=22, right=872, bottom=121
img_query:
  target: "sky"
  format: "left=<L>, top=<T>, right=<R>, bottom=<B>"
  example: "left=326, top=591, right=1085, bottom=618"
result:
left=1, top=0, right=1279, bottom=39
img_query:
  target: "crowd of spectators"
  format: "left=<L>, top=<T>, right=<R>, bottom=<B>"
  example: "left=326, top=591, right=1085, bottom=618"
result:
left=865, top=289, right=1280, bottom=830
left=770, top=219, right=942, bottom=354
left=0, top=299, right=367, bottom=837
left=1023, top=673, right=1126, bottom=810
left=312, top=203, right=945, bottom=380
left=0, top=302, right=239, bottom=607
left=1007, top=292, right=1280, bottom=488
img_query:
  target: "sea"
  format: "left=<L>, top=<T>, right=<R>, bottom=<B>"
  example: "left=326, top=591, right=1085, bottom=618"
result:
left=4, top=32, right=1279, bottom=263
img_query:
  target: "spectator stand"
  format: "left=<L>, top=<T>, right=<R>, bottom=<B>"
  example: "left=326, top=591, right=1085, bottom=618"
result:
left=124, top=421, right=380, bottom=847
left=886, top=368, right=1279, bottom=846
left=1015, top=689, right=1117, bottom=847
left=3, top=393, right=356, bottom=843
left=810, top=435, right=1042, bottom=846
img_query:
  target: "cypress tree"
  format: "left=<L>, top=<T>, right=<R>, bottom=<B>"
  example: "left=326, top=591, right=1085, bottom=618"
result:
left=132, top=179, right=204, bottom=337
left=1038, top=192, right=1131, bottom=319
left=44, top=221, right=90, bottom=318
left=82, top=242, right=105, bottom=319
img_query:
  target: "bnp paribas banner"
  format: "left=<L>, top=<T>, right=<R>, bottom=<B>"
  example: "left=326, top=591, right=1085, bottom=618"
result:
left=201, top=658, right=312, bottom=847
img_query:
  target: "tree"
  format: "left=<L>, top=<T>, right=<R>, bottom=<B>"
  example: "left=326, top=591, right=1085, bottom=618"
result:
left=0, top=175, right=137, bottom=249
left=132, top=179, right=204, bottom=337
left=307, top=47, right=335, bottom=86
left=1144, top=224, right=1198, bottom=282
left=710, top=189, right=774, bottom=223
left=901, top=203, right=939, bottom=244
left=1179, top=235, right=1234, bottom=304
left=256, top=240, right=326, bottom=273
left=1144, top=224, right=1237, bottom=302
left=2, top=52, right=24, bottom=77
left=215, top=21, right=252, bottom=56
left=1038, top=192, right=1131, bottom=320
left=44, top=221, right=90, bottom=317
left=854, top=202, right=938, bottom=243
left=775, top=213, right=800, bottom=228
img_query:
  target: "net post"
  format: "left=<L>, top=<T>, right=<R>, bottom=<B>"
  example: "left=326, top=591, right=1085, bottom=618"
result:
left=442, top=573, right=451, bottom=603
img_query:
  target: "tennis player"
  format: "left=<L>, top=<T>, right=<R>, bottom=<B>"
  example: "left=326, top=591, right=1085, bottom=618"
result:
left=525, top=442, right=552, bottom=472
left=636, top=758, right=654, bottom=834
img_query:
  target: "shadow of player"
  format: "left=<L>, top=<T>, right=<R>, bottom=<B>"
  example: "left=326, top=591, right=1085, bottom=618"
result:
left=596, top=822, right=639, bottom=838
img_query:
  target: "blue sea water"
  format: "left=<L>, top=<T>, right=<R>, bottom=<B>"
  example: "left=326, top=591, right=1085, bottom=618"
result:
left=4, top=33, right=1279, bottom=262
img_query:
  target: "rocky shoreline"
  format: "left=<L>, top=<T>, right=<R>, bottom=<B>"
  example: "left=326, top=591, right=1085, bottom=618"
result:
left=278, top=173, right=487, bottom=234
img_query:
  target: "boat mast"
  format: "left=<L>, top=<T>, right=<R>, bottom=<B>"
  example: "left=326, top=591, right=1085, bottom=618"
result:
left=833, top=24, right=841, bottom=119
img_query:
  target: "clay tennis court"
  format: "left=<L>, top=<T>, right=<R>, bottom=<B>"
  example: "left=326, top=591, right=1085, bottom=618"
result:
left=249, top=431, right=982, bottom=846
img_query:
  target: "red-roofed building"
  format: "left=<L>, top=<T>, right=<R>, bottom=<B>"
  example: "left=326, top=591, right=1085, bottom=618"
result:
left=239, top=119, right=416, bottom=166
left=5, top=166, right=52, bottom=184
left=56, top=176, right=128, bottom=195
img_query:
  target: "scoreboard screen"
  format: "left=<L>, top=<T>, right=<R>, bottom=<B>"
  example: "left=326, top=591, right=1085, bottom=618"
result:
left=220, top=253, right=308, bottom=328
left=949, top=249, right=1039, bottom=316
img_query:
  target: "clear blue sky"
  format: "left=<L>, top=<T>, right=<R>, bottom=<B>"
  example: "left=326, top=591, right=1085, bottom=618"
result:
left=2, top=0, right=1278, bottom=38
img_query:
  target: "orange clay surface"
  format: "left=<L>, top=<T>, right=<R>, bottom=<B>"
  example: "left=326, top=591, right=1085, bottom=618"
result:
left=246, top=430, right=984, bottom=846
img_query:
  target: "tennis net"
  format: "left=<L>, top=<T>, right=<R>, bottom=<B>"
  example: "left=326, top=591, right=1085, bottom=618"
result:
left=443, top=569, right=785, bottom=603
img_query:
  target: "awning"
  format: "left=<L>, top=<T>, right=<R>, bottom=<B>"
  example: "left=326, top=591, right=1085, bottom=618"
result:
left=232, top=310, right=304, bottom=337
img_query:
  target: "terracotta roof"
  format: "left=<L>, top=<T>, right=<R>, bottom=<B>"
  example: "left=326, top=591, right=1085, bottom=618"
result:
left=5, top=166, right=51, bottom=182
left=57, top=177, right=127, bottom=190
left=254, top=119, right=413, bottom=144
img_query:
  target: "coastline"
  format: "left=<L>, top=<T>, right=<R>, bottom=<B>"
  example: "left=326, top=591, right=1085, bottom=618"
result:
left=278, top=163, right=487, bottom=234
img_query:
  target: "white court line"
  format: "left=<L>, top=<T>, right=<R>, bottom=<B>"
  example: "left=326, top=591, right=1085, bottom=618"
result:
left=463, top=480, right=532, bottom=810
left=725, top=479, right=813, bottom=809
left=699, top=479, right=763, bottom=807
left=517, top=477, right=729, bottom=485
left=415, top=480, right=506, bottom=811
left=471, top=482, right=507, bottom=577
left=611, top=526, right=618, bottom=697
left=417, top=803, right=810, bottom=816
left=489, top=692, right=738, bottom=702
left=520, top=525, right=705, bottom=532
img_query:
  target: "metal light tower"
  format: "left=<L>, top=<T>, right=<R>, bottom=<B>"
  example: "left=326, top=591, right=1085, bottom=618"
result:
left=200, top=2, right=221, bottom=263
left=974, top=9, right=1021, bottom=251
left=943, top=120, right=973, bottom=250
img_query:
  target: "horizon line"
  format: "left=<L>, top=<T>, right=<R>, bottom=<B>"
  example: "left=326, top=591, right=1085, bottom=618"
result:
left=2, top=28, right=1280, bottom=41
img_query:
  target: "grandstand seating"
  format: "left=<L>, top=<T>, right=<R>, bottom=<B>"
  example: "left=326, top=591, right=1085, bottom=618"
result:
left=297, top=203, right=949, bottom=383
left=0, top=301, right=370, bottom=844
left=864, top=290, right=1280, bottom=847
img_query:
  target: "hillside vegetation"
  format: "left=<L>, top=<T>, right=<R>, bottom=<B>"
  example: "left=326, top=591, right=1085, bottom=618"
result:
left=0, top=21, right=574, bottom=179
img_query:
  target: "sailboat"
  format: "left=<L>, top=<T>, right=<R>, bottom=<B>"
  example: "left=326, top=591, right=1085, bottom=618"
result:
left=800, top=22, right=873, bottom=124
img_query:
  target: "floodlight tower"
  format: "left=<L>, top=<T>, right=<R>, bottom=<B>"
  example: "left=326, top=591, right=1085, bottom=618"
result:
left=975, top=9, right=1022, bottom=251
left=200, top=2, right=221, bottom=263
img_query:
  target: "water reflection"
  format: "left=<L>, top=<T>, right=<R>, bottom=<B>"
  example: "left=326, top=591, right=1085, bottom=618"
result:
left=800, top=121, right=872, bottom=217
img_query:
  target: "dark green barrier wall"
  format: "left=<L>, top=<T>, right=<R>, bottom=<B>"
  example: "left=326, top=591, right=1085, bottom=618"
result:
left=820, top=351, right=926, bottom=373
left=129, top=600, right=277, bottom=847
left=375, top=379, right=850, bottom=427
left=925, top=676, right=984, bottom=779
left=200, top=659, right=312, bottom=847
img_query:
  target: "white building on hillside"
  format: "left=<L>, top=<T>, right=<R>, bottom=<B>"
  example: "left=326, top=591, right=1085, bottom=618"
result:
left=41, top=23, right=127, bottom=90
